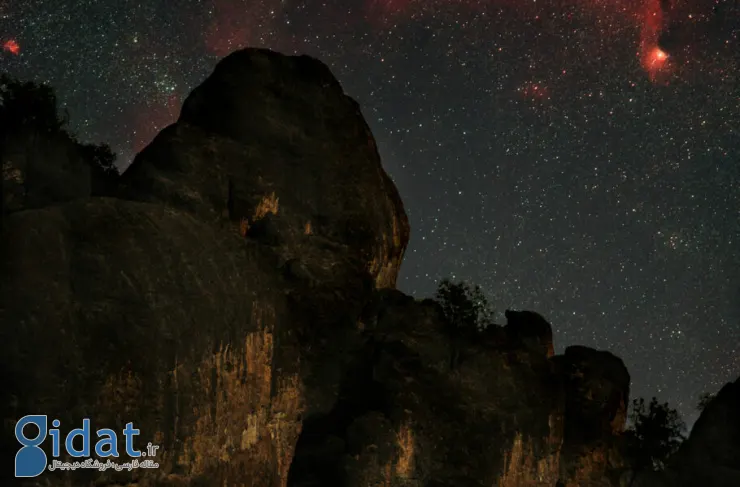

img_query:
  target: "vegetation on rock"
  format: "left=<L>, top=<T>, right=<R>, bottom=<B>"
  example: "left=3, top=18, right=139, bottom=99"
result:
left=0, top=74, right=119, bottom=194
left=433, top=278, right=495, bottom=370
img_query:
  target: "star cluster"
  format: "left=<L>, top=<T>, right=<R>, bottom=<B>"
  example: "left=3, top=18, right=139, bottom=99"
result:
left=1, top=0, right=738, bottom=425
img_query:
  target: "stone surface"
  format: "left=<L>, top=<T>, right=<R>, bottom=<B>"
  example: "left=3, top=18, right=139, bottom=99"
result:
left=1, top=48, right=407, bottom=487
left=119, top=48, right=409, bottom=291
left=504, top=309, right=555, bottom=358
left=551, top=346, right=631, bottom=487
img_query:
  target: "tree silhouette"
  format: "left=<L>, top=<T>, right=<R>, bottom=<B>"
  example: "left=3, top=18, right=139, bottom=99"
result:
left=623, top=396, right=686, bottom=486
left=696, top=392, right=715, bottom=412
left=0, top=74, right=66, bottom=134
left=0, top=74, right=119, bottom=194
left=78, top=142, right=119, bottom=195
left=434, top=278, right=494, bottom=370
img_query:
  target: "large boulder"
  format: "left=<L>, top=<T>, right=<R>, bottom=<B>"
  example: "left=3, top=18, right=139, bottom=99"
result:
left=504, top=309, right=555, bottom=358
left=1, top=48, right=408, bottom=487
left=119, top=48, right=409, bottom=290
left=553, top=346, right=631, bottom=486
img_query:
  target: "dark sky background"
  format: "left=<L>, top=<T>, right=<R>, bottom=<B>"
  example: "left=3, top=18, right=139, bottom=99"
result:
left=2, top=0, right=738, bottom=426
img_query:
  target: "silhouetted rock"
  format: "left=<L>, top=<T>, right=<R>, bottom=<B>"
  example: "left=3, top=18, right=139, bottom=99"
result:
left=119, top=48, right=409, bottom=290
left=557, top=346, right=631, bottom=441
left=553, top=345, right=631, bottom=486
left=504, top=309, right=555, bottom=358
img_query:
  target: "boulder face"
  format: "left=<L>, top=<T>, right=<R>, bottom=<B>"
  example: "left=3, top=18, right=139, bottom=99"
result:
left=1, top=48, right=408, bottom=487
left=553, top=346, right=631, bottom=487
left=289, top=290, right=567, bottom=487
left=4, top=47, right=722, bottom=487
left=504, top=309, right=555, bottom=358
left=557, top=346, right=631, bottom=442
left=119, top=48, right=409, bottom=290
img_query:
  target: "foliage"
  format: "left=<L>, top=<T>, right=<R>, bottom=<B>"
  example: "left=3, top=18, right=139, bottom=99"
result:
left=624, top=396, right=686, bottom=485
left=0, top=74, right=119, bottom=190
left=0, top=74, right=67, bottom=134
left=434, top=278, right=494, bottom=370
left=435, top=278, right=494, bottom=333
left=697, top=392, right=715, bottom=412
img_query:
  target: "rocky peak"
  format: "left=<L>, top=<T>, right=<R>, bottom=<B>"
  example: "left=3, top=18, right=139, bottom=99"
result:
left=119, top=48, right=409, bottom=290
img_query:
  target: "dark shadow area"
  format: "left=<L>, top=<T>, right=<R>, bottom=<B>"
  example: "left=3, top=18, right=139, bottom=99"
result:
left=287, top=337, right=390, bottom=486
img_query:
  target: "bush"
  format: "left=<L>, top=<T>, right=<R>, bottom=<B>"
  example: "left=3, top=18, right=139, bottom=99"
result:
left=0, top=74, right=66, bottom=134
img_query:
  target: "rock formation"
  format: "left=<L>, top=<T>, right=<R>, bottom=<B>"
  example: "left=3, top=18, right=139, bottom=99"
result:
left=1, top=47, right=734, bottom=487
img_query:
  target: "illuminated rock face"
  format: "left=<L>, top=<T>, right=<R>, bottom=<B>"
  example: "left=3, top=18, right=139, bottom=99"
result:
left=2, top=48, right=652, bottom=487
left=119, top=47, right=410, bottom=291
left=0, top=48, right=407, bottom=487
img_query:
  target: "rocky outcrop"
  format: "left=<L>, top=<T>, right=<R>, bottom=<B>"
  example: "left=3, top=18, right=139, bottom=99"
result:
left=289, top=289, right=566, bottom=487
left=553, top=346, right=631, bottom=487
left=119, top=48, right=409, bottom=290
left=2, top=48, right=407, bottom=487
left=504, top=310, right=555, bottom=358
left=0, top=47, right=673, bottom=487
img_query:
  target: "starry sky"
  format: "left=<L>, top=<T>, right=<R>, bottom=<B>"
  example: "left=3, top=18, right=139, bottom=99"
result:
left=1, top=0, right=738, bottom=426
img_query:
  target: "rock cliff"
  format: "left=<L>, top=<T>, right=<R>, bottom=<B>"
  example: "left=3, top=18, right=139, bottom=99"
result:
left=1, top=48, right=734, bottom=487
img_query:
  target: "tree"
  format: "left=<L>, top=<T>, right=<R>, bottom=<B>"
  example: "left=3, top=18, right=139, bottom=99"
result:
left=0, top=75, right=119, bottom=193
left=697, top=392, right=715, bottom=412
left=78, top=142, right=120, bottom=195
left=434, top=278, right=494, bottom=370
left=0, top=74, right=66, bottom=134
left=623, top=397, right=686, bottom=486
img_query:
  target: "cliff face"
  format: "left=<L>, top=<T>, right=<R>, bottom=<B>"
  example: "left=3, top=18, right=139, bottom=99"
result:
left=0, top=47, right=712, bottom=487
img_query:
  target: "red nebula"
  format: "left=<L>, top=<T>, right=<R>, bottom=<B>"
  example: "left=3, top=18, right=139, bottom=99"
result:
left=637, top=0, right=673, bottom=82
left=360, top=0, right=681, bottom=82
left=3, top=39, right=19, bottom=55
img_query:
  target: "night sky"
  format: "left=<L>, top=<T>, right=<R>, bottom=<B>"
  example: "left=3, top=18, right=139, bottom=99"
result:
left=2, top=0, right=738, bottom=426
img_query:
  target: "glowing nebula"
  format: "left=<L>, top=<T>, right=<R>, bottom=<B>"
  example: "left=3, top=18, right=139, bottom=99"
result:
left=638, top=0, right=672, bottom=82
left=361, top=0, right=678, bottom=81
left=3, top=39, right=19, bottom=55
